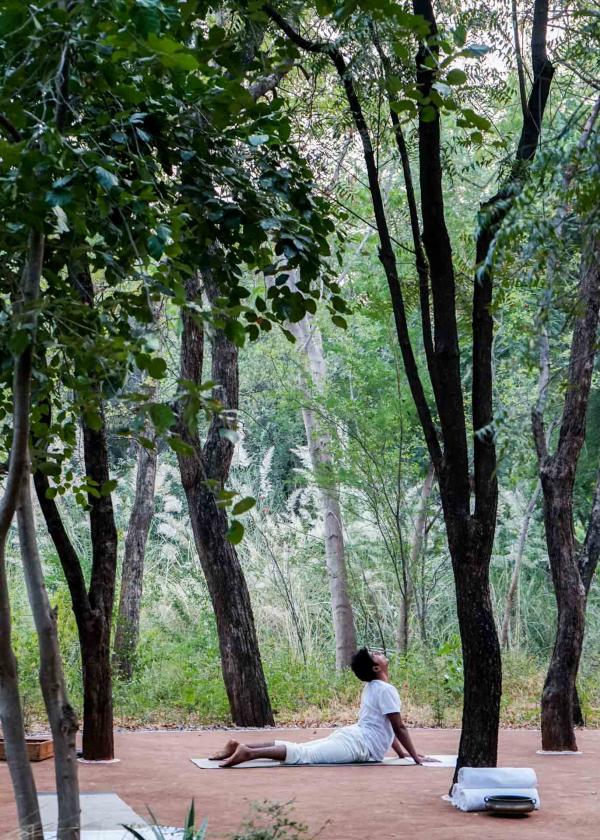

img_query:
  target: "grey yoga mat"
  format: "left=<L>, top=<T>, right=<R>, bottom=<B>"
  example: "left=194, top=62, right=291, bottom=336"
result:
left=38, top=792, right=144, bottom=831
left=191, top=754, right=457, bottom=769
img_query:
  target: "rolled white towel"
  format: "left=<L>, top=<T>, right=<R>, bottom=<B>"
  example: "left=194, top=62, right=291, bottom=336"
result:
left=453, top=787, right=540, bottom=813
left=457, top=766, right=538, bottom=789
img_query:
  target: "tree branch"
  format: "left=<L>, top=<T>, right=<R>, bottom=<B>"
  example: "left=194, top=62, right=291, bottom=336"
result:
left=370, top=23, right=439, bottom=403
left=33, top=470, right=90, bottom=618
left=412, top=0, right=469, bottom=507
left=511, top=0, right=529, bottom=120
left=474, top=0, right=554, bottom=524
left=0, top=231, right=44, bottom=541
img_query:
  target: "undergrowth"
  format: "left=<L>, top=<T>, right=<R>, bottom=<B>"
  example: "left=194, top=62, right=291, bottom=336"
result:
left=11, top=584, right=600, bottom=731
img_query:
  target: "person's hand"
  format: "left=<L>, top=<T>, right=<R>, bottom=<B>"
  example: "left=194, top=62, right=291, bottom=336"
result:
left=412, top=754, right=424, bottom=765
left=417, top=754, right=440, bottom=764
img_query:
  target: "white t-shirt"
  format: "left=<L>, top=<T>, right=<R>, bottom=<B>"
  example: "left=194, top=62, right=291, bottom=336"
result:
left=357, top=679, right=402, bottom=761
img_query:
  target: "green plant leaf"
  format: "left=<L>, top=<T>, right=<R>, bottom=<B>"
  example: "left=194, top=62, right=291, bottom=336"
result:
left=232, top=496, right=256, bottom=516
left=226, top=519, right=244, bottom=544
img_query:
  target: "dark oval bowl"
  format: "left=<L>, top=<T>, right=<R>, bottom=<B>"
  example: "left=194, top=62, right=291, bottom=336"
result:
left=485, top=795, right=536, bottom=815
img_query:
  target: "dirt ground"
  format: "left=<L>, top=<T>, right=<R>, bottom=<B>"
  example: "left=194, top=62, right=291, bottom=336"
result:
left=1, top=728, right=599, bottom=838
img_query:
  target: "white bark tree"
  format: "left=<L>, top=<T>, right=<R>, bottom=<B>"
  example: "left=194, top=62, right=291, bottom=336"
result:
left=285, top=274, right=357, bottom=669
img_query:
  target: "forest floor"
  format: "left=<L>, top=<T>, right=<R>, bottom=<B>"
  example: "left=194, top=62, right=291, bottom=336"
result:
left=1, top=728, right=599, bottom=838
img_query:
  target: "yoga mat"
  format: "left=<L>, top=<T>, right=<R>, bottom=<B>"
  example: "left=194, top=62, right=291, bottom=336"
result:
left=191, top=754, right=456, bottom=769
left=39, top=792, right=144, bottom=831
left=44, top=831, right=184, bottom=840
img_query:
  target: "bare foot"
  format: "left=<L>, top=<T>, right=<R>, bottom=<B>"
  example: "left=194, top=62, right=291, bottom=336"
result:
left=210, top=739, right=239, bottom=761
left=219, top=744, right=253, bottom=768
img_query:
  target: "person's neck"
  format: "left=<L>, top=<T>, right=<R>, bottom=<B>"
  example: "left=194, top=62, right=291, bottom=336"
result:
left=374, top=672, right=390, bottom=683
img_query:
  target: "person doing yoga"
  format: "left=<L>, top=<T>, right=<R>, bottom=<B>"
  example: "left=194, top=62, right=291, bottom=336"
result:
left=211, top=648, right=435, bottom=767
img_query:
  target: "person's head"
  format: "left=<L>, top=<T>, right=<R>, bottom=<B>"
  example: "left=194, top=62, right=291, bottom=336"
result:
left=350, top=647, right=389, bottom=682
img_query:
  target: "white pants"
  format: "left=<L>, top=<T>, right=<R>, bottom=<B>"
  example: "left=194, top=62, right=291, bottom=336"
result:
left=275, top=725, right=372, bottom=765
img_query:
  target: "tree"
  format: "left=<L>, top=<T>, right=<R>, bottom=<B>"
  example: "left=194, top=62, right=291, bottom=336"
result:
left=113, top=439, right=158, bottom=681
left=263, top=0, right=554, bottom=772
left=0, top=233, right=46, bottom=839
left=531, top=97, right=600, bottom=749
left=176, top=271, right=274, bottom=725
left=284, top=273, right=356, bottom=669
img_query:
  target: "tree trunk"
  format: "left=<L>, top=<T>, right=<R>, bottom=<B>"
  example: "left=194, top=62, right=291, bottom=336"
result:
left=534, top=232, right=600, bottom=751
left=183, top=481, right=274, bottom=724
left=572, top=465, right=600, bottom=726
left=17, top=473, right=80, bottom=838
left=176, top=272, right=273, bottom=726
left=113, top=442, right=157, bottom=680
left=539, top=482, right=585, bottom=750
left=34, top=399, right=118, bottom=763
left=284, top=291, right=356, bottom=669
left=33, top=262, right=119, bottom=761
left=398, top=463, right=435, bottom=653
left=302, top=402, right=356, bottom=667
left=500, top=482, right=541, bottom=649
left=0, top=230, right=45, bottom=838
left=80, top=617, right=114, bottom=760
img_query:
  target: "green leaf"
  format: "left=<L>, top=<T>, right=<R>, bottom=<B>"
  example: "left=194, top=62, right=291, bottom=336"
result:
left=446, top=69, right=468, bottom=85
left=149, top=403, right=175, bottom=432
left=453, top=24, right=467, bottom=47
left=248, top=134, right=269, bottom=146
left=146, top=356, right=167, bottom=379
left=226, top=519, right=244, bottom=545
left=95, top=166, right=119, bottom=189
left=100, top=479, right=118, bottom=496
left=232, top=496, right=256, bottom=516
left=460, top=107, right=492, bottom=131
left=168, top=435, right=194, bottom=456
left=9, top=330, right=30, bottom=354
left=224, top=319, right=246, bottom=347
left=147, top=235, right=164, bottom=259
left=83, top=411, right=103, bottom=431
left=390, top=100, right=416, bottom=114
left=420, top=105, right=437, bottom=123
left=331, top=315, right=348, bottom=329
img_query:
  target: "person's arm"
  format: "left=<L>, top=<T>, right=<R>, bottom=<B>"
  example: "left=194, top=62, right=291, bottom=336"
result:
left=391, top=736, right=406, bottom=758
left=387, top=712, right=423, bottom=765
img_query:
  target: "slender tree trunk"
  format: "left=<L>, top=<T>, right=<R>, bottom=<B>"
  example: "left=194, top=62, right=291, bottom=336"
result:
left=284, top=288, right=356, bottom=668
left=113, top=442, right=157, bottom=680
left=539, top=483, right=586, bottom=750
left=301, top=402, right=356, bottom=667
left=0, top=230, right=45, bottom=838
left=17, top=472, right=80, bottom=838
left=573, top=465, right=600, bottom=725
left=534, top=233, right=600, bottom=751
left=398, top=463, right=435, bottom=653
left=500, top=482, right=541, bottom=649
left=176, top=272, right=273, bottom=725
left=34, top=396, right=118, bottom=763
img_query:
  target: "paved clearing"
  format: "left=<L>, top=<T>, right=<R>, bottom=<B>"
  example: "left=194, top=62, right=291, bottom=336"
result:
left=1, top=728, right=599, bottom=838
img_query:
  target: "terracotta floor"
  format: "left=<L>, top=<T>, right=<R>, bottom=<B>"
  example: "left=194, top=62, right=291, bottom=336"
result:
left=1, top=728, right=599, bottom=838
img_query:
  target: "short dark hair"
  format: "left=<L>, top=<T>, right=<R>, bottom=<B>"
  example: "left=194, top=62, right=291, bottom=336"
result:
left=350, top=647, right=377, bottom=682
